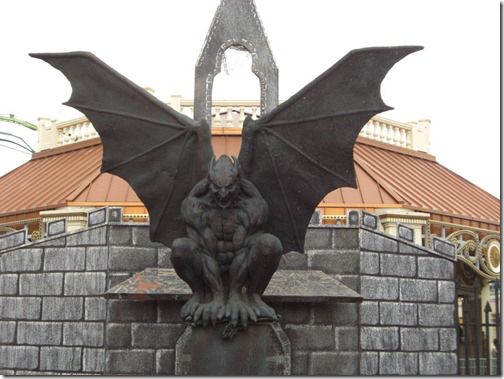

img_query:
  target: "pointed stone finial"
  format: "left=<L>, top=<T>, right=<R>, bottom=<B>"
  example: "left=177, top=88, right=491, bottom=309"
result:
left=194, top=0, right=279, bottom=123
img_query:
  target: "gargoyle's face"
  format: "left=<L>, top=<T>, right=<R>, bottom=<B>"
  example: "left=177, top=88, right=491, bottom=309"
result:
left=208, top=156, right=239, bottom=209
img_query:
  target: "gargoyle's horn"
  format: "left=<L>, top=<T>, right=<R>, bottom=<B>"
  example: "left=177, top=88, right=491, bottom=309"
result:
left=208, top=156, right=216, bottom=176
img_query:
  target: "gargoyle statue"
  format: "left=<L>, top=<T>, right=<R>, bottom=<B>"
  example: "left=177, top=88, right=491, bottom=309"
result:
left=31, top=45, right=422, bottom=332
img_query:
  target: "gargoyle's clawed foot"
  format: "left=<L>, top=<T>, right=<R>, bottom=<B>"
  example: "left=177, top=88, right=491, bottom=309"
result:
left=181, top=294, right=202, bottom=321
left=225, top=293, right=257, bottom=328
left=248, top=293, right=279, bottom=320
left=192, top=298, right=225, bottom=327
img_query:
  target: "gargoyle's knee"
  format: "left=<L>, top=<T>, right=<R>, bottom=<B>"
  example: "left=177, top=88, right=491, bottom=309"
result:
left=171, top=237, right=198, bottom=262
left=252, top=233, right=283, bottom=258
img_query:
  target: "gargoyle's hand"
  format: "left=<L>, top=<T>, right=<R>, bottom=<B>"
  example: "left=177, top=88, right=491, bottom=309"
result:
left=192, top=297, right=225, bottom=327
left=225, top=293, right=257, bottom=328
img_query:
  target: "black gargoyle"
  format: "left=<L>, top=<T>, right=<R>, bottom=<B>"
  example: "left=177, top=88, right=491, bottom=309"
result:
left=31, top=45, right=421, bottom=331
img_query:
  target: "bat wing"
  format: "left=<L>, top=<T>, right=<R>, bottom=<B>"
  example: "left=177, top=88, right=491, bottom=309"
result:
left=31, top=52, right=214, bottom=247
left=238, top=46, right=422, bottom=253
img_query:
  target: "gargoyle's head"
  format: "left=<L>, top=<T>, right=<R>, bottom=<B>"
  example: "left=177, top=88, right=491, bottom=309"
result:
left=208, top=155, right=240, bottom=209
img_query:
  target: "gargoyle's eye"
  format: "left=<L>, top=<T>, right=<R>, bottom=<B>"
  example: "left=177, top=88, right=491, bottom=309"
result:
left=210, top=183, right=218, bottom=193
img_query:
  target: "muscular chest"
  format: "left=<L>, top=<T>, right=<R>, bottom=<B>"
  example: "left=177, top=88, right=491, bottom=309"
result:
left=203, top=208, right=242, bottom=239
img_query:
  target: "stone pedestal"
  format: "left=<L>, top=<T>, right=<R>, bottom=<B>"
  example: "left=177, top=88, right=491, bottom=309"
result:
left=175, top=322, right=290, bottom=375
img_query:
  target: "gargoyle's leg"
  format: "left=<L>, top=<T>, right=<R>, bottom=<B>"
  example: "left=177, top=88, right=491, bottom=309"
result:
left=170, top=237, right=206, bottom=319
left=227, top=249, right=257, bottom=326
left=246, top=233, right=283, bottom=319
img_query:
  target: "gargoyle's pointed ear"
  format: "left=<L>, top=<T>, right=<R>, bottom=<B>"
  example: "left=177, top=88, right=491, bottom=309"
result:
left=208, top=156, right=216, bottom=176
left=231, top=156, right=243, bottom=178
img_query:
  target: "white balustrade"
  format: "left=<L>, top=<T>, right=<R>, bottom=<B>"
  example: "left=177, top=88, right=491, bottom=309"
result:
left=53, top=118, right=98, bottom=146
left=359, top=117, right=416, bottom=149
left=41, top=97, right=429, bottom=153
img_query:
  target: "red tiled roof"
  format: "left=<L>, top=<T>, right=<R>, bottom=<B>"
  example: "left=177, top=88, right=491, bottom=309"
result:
left=0, top=134, right=499, bottom=228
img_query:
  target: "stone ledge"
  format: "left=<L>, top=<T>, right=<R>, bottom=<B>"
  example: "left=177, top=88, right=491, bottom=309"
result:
left=105, top=268, right=362, bottom=304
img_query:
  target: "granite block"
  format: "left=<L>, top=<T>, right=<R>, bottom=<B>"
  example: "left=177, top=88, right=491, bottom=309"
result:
left=0, top=346, right=38, bottom=369
left=360, top=327, right=399, bottom=350
left=380, top=302, right=417, bottom=326
left=132, top=323, right=184, bottom=349
left=63, top=322, right=104, bottom=347
left=0, top=321, right=16, bottom=343
left=360, top=276, right=398, bottom=300
left=106, top=349, right=155, bottom=375
left=439, top=328, right=458, bottom=351
left=0, top=274, right=18, bottom=294
left=419, top=352, right=458, bottom=375
left=85, top=246, right=108, bottom=271
left=360, top=352, right=378, bottom=375
left=0, top=248, right=42, bottom=272
left=85, top=297, right=107, bottom=320
left=309, top=250, right=359, bottom=274
left=19, top=273, right=63, bottom=295
left=418, top=257, right=454, bottom=279
left=361, top=230, right=397, bottom=252
left=285, top=325, right=334, bottom=351
left=401, top=328, right=439, bottom=351
left=156, top=349, right=175, bottom=375
left=106, top=323, right=131, bottom=348
left=42, top=297, right=83, bottom=320
left=107, top=300, right=157, bottom=322
left=109, top=246, right=157, bottom=271
left=40, top=346, right=82, bottom=371
left=400, top=278, right=437, bottom=302
left=64, top=272, right=106, bottom=295
left=18, top=321, right=62, bottom=345
left=379, top=352, right=418, bottom=375
left=83, top=348, right=105, bottom=373
left=44, top=247, right=85, bottom=271
left=304, top=228, right=332, bottom=250
left=380, top=253, right=416, bottom=277
left=0, top=297, right=41, bottom=320
left=310, top=352, right=358, bottom=375
left=67, top=227, right=107, bottom=246
left=419, top=304, right=455, bottom=326
left=360, top=252, right=379, bottom=274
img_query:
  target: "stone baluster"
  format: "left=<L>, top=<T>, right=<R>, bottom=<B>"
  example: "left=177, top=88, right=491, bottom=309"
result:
left=373, top=120, right=381, bottom=139
left=387, top=124, right=393, bottom=144
left=226, top=107, right=233, bottom=127
left=400, top=128, right=406, bottom=147
left=63, top=127, right=70, bottom=144
left=89, top=122, right=97, bottom=138
left=239, top=106, right=246, bottom=126
left=214, top=107, right=221, bottom=128
left=82, top=122, right=89, bottom=139
left=405, top=129, right=412, bottom=148
left=380, top=123, right=388, bottom=142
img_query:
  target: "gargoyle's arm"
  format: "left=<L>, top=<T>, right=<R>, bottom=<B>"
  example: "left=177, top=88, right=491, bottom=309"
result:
left=239, top=179, right=269, bottom=232
left=181, top=179, right=218, bottom=255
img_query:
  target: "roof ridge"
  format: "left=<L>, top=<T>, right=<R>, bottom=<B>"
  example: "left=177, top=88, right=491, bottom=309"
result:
left=66, top=168, right=103, bottom=202
left=31, top=138, right=101, bottom=160
left=353, top=155, right=406, bottom=204
left=356, top=136, right=436, bottom=161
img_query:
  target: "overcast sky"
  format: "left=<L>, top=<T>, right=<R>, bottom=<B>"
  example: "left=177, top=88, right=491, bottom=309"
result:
left=0, top=0, right=500, bottom=198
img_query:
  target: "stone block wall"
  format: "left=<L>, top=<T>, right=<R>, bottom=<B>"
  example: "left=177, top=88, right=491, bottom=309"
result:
left=0, top=225, right=109, bottom=375
left=358, top=228, right=458, bottom=375
left=0, top=223, right=457, bottom=375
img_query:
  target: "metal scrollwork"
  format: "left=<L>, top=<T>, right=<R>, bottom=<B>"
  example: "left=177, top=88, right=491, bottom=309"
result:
left=446, top=230, right=500, bottom=280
